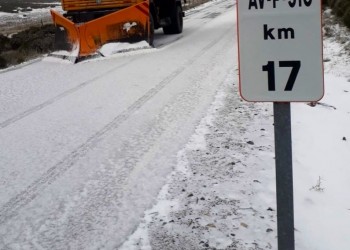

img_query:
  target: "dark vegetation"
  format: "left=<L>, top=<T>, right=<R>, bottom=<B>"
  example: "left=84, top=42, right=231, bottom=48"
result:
left=323, top=0, right=350, bottom=28
left=0, top=24, right=55, bottom=69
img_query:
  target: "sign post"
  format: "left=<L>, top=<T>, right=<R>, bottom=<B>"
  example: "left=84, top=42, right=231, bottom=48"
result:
left=273, top=102, right=294, bottom=250
left=237, top=0, right=324, bottom=249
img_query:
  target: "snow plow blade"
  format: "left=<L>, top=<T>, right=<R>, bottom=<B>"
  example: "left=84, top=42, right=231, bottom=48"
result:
left=50, top=1, right=150, bottom=60
left=50, top=10, right=80, bottom=62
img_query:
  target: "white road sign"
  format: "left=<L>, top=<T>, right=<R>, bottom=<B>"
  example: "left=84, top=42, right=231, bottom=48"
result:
left=237, top=0, right=324, bottom=102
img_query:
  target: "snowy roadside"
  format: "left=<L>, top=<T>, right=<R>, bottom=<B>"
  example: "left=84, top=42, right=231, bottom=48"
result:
left=292, top=9, right=350, bottom=250
left=120, top=70, right=276, bottom=250
left=120, top=9, right=350, bottom=250
left=0, top=6, right=62, bottom=36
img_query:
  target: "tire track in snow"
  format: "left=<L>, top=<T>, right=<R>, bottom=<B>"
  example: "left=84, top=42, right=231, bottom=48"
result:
left=0, top=58, right=138, bottom=129
left=0, top=26, right=233, bottom=225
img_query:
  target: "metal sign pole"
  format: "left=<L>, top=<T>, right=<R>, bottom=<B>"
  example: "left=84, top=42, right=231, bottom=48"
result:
left=273, top=102, right=295, bottom=250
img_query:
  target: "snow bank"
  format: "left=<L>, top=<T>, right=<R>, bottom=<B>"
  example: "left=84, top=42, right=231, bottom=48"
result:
left=99, top=41, right=152, bottom=57
left=0, top=12, right=12, bottom=17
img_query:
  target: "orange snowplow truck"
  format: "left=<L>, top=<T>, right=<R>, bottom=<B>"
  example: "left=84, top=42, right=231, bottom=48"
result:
left=50, top=0, right=184, bottom=59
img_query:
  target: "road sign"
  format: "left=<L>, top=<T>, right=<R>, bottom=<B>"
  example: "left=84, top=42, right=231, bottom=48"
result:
left=237, top=0, right=324, bottom=102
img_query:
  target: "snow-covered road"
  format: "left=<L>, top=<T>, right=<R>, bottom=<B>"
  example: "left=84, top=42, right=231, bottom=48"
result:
left=0, top=0, right=237, bottom=248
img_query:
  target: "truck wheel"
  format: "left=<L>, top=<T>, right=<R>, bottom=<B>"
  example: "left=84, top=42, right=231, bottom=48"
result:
left=163, top=5, right=183, bottom=34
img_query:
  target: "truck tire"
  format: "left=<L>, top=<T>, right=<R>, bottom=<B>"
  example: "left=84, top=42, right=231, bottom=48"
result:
left=163, top=5, right=183, bottom=34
